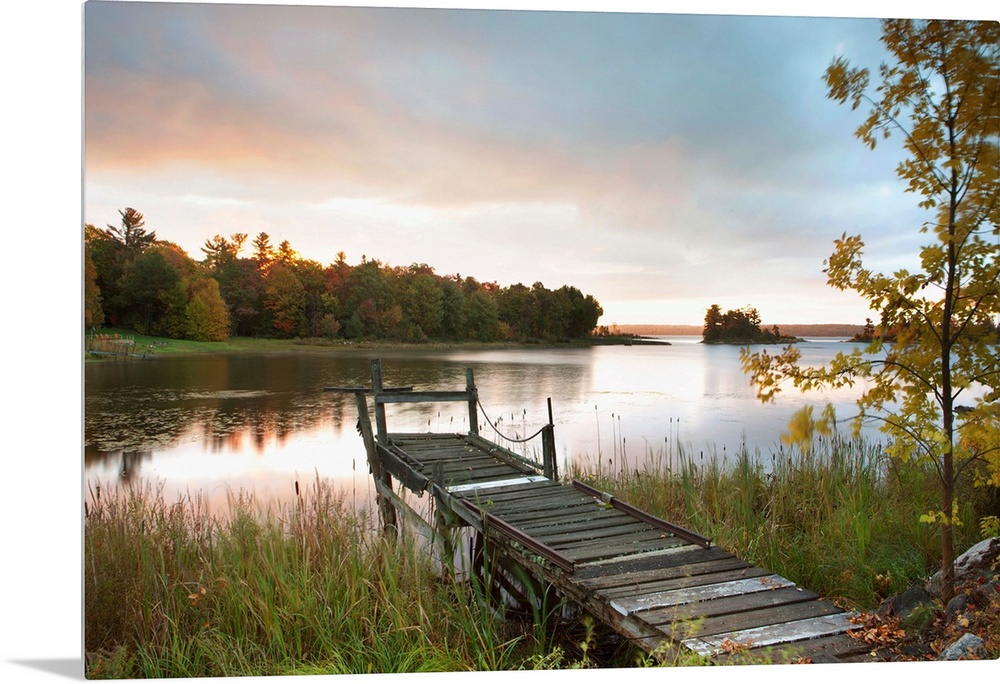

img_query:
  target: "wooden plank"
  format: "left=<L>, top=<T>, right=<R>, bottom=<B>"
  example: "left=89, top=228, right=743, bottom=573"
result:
left=388, top=432, right=460, bottom=440
left=594, top=557, right=754, bottom=598
left=489, top=499, right=600, bottom=521
left=518, top=512, right=652, bottom=538
left=574, top=542, right=713, bottom=579
left=438, top=464, right=526, bottom=481
left=564, top=535, right=689, bottom=564
left=576, top=545, right=738, bottom=589
left=376, top=390, right=471, bottom=404
left=532, top=521, right=655, bottom=546
left=663, top=598, right=844, bottom=642
left=458, top=480, right=565, bottom=503
left=412, top=449, right=491, bottom=464
left=573, top=480, right=710, bottom=549
left=552, top=527, right=672, bottom=552
left=480, top=480, right=584, bottom=500
left=392, top=445, right=470, bottom=456
left=462, top=434, right=546, bottom=473
left=683, top=612, right=857, bottom=657
left=572, top=542, right=698, bottom=571
left=642, top=585, right=819, bottom=626
left=378, top=446, right=431, bottom=492
left=446, top=475, right=549, bottom=494
left=725, top=631, right=872, bottom=664
left=609, top=574, right=796, bottom=616
left=601, top=565, right=772, bottom=602
left=481, top=490, right=594, bottom=513
left=421, top=458, right=515, bottom=476
left=461, top=501, right=576, bottom=573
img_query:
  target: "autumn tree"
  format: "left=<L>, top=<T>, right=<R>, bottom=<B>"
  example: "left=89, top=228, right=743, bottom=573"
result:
left=185, top=277, right=231, bottom=341
left=262, top=262, right=306, bottom=337
left=84, top=240, right=104, bottom=329
left=741, top=20, right=999, bottom=601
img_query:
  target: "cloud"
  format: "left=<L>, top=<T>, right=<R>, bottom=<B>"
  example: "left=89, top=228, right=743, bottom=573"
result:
left=84, top=3, right=948, bottom=325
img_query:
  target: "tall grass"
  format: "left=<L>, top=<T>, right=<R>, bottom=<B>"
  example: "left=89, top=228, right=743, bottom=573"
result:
left=84, top=478, right=544, bottom=678
left=86, top=438, right=995, bottom=676
left=570, top=436, right=988, bottom=610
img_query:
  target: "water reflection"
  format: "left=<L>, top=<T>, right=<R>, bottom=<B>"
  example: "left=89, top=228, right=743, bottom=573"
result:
left=84, top=340, right=879, bottom=511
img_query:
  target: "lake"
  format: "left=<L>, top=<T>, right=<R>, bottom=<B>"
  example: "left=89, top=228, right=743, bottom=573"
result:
left=84, top=337, right=878, bottom=512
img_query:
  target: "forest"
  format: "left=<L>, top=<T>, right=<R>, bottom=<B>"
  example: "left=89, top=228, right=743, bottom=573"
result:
left=84, top=208, right=605, bottom=344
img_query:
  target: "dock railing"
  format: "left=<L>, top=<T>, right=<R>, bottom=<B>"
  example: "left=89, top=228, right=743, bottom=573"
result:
left=326, top=359, right=558, bottom=481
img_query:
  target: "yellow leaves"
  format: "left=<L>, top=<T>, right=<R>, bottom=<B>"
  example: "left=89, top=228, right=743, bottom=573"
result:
left=824, top=234, right=867, bottom=292
left=979, top=516, right=1000, bottom=538
left=824, top=58, right=870, bottom=110
left=779, top=404, right=838, bottom=450
left=918, top=500, right=963, bottom=528
left=782, top=407, right=817, bottom=449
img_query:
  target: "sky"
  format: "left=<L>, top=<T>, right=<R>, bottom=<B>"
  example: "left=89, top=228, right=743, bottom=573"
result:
left=78, top=0, right=1000, bottom=327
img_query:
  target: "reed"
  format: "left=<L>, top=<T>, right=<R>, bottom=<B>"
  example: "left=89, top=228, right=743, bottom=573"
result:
left=84, top=477, right=543, bottom=678
left=570, top=436, right=989, bottom=610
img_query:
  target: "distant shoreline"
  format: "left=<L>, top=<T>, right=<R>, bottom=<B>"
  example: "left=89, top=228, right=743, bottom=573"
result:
left=616, top=323, right=865, bottom=338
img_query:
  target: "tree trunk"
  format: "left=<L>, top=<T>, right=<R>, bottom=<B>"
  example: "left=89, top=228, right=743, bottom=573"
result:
left=940, top=459, right=956, bottom=603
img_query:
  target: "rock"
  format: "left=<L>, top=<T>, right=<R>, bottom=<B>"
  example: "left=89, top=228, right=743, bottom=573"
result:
left=954, top=537, right=1000, bottom=575
left=926, top=537, right=1000, bottom=596
left=879, top=586, right=935, bottom=621
left=945, top=593, right=970, bottom=623
left=939, top=633, right=985, bottom=661
left=969, top=578, right=1000, bottom=608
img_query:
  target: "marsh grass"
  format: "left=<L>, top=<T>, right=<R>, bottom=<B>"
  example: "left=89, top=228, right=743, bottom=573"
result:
left=85, top=437, right=995, bottom=677
left=84, top=478, right=542, bottom=678
left=571, top=436, right=989, bottom=609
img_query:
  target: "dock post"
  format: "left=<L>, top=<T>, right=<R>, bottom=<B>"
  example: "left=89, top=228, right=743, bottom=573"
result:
left=466, top=368, right=479, bottom=436
left=431, top=460, right=458, bottom=575
left=355, top=386, right=396, bottom=538
left=371, top=359, right=389, bottom=444
left=542, top=398, right=558, bottom=481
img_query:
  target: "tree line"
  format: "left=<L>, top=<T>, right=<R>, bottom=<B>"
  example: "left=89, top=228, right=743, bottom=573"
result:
left=702, top=305, right=798, bottom=344
left=85, top=208, right=604, bottom=344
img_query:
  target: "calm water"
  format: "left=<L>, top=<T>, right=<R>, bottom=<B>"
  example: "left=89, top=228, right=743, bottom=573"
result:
left=84, top=337, right=877, bottom=511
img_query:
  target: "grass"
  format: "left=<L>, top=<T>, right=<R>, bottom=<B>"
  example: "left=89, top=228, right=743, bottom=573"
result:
left=570, top=436, right=991, bottom=610
left=85, top=328, right=333, bottom=356
left=84, top=478, right=554, bottom=678
left=84, top=327, right=643, bottom=358
left=85, top=438, right=998, bottom=677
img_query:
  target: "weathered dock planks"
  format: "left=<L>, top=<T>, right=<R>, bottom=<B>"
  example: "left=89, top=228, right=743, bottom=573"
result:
left=339, top=360, right=873, bottom=666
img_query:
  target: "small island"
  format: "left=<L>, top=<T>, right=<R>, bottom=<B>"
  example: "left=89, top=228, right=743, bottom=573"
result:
left=701, top=304, right=803, bottom=345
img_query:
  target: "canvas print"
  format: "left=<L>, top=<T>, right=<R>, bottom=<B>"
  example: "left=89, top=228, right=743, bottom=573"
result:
left=82, top=1, right=999, bottom=679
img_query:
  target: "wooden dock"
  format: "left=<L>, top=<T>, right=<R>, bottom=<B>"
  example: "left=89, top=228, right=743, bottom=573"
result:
left=331, top=360, right=873, bottom=665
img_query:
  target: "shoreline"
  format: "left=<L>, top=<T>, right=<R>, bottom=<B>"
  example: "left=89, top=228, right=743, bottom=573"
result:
left=84, top=329, right=670, bottom=358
